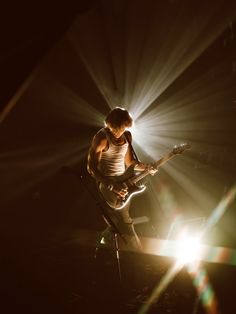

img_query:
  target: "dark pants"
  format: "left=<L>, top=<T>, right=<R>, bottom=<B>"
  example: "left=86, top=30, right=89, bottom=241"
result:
left=99, top=199, right=142, bottom=251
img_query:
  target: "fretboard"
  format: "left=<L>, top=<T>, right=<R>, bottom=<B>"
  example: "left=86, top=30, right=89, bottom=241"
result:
left=131, top=151, right=175, bottom=184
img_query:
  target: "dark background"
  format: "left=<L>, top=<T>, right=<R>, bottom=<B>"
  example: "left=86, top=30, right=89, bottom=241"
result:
left=1, top=0, right=236, bottom=313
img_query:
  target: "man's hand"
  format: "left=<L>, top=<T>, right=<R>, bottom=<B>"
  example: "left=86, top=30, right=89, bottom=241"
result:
left=146, top=163, right=158, bottom=176
left=134, top=162, right=158, bottom=176
left=108, top=182, right=128, bottom=198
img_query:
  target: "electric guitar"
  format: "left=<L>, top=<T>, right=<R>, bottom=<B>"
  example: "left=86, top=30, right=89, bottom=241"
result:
left=98, top=143, right=191, bottom=210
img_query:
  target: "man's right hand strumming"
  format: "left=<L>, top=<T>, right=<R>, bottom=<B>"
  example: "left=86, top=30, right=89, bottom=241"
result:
left=107, top=182, right=128, bottom=198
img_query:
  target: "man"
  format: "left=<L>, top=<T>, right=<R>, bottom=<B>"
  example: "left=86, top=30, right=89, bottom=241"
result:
left=87, top=107, right=156, bottom=250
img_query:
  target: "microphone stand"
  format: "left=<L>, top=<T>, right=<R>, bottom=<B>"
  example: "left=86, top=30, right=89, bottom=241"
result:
left=61, top=166, right=126, bottom=283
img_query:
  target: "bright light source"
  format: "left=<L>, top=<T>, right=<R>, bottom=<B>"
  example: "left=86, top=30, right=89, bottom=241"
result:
left=176, top=230, right=202, bottom=266
left=100, top=237, right=106, bottom=244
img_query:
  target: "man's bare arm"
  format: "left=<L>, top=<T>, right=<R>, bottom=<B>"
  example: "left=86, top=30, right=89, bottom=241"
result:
left=87, top=132, right=112, bottom=186
left=88, top=131, right=129, bottom=197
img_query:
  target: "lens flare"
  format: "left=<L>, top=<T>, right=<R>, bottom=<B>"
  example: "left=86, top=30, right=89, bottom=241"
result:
left=176, top=229, right=202, bottom=266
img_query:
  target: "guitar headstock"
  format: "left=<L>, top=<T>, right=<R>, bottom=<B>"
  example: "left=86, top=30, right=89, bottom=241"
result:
left=172, top=143, right=191, bottom=155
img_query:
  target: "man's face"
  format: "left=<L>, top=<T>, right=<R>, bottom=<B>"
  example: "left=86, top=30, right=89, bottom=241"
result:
left=109, top=125, right=127, bottom=138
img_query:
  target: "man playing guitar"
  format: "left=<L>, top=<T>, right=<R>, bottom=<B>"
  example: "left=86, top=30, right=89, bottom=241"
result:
left=87, top=107, right=189, bottom=250
left=87, top=107, right=157, bottom=250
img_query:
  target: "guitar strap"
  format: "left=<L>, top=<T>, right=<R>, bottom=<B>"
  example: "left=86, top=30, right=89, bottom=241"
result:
left=124, top=132, right=140, bottom=163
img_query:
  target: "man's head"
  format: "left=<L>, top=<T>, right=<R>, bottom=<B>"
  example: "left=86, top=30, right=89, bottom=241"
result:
left=105, top=107, right=133, bottom=138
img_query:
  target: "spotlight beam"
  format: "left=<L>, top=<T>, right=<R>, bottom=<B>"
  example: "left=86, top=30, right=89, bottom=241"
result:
left=138, top=263, right=182, bottom=314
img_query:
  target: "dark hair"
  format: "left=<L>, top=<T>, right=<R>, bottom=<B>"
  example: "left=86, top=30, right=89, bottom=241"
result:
left=105, top=107, right=133, bottom=129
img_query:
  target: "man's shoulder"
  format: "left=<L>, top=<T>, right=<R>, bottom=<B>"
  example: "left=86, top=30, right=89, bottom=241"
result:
left=95, top=128, right=107, bottom=138
left=93, top=128, right=108, bottom=145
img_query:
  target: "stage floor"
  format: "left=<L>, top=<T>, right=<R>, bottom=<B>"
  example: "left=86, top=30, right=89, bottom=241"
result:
left=1, top=226, right=236, bottom=314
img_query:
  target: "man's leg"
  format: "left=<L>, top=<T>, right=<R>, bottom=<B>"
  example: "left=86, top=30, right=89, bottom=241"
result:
left=96, top=198, right=142, bottom=251
left=117, top=203, right=143, bottom=251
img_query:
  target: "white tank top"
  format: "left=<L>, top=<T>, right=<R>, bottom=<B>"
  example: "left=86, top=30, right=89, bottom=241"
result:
left=98, top=128, right=129, bottom=176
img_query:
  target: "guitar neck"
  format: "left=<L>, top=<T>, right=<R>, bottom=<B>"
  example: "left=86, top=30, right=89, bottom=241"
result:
left=154, top=151, right=175, bottom=168
left=132, top=151, right=175, bottom=184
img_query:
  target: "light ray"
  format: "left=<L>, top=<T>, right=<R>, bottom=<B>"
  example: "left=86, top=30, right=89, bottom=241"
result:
left=189, top=266, right=219, bottom=314
left=202, top=183, right=236, bottom=237
left=67, top=8, right=119, bottom=108
left=36, top=70, right=105, bottom=126
left=0, top=140, right=89, bottom=201
left=138, top=262, right=183, bottom=314
left=130, top=66, right=235, bottom=159
left=64, top=1, right=236, bottom=118
left=129, top=3, right=236, bottom=119
left=134, top=183, right=236, bottom=313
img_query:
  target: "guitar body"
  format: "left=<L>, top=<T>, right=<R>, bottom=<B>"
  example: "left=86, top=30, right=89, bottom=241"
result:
left=98, top=143, right=191, bottom=210
left=98, top=165, right=146, bottom=210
